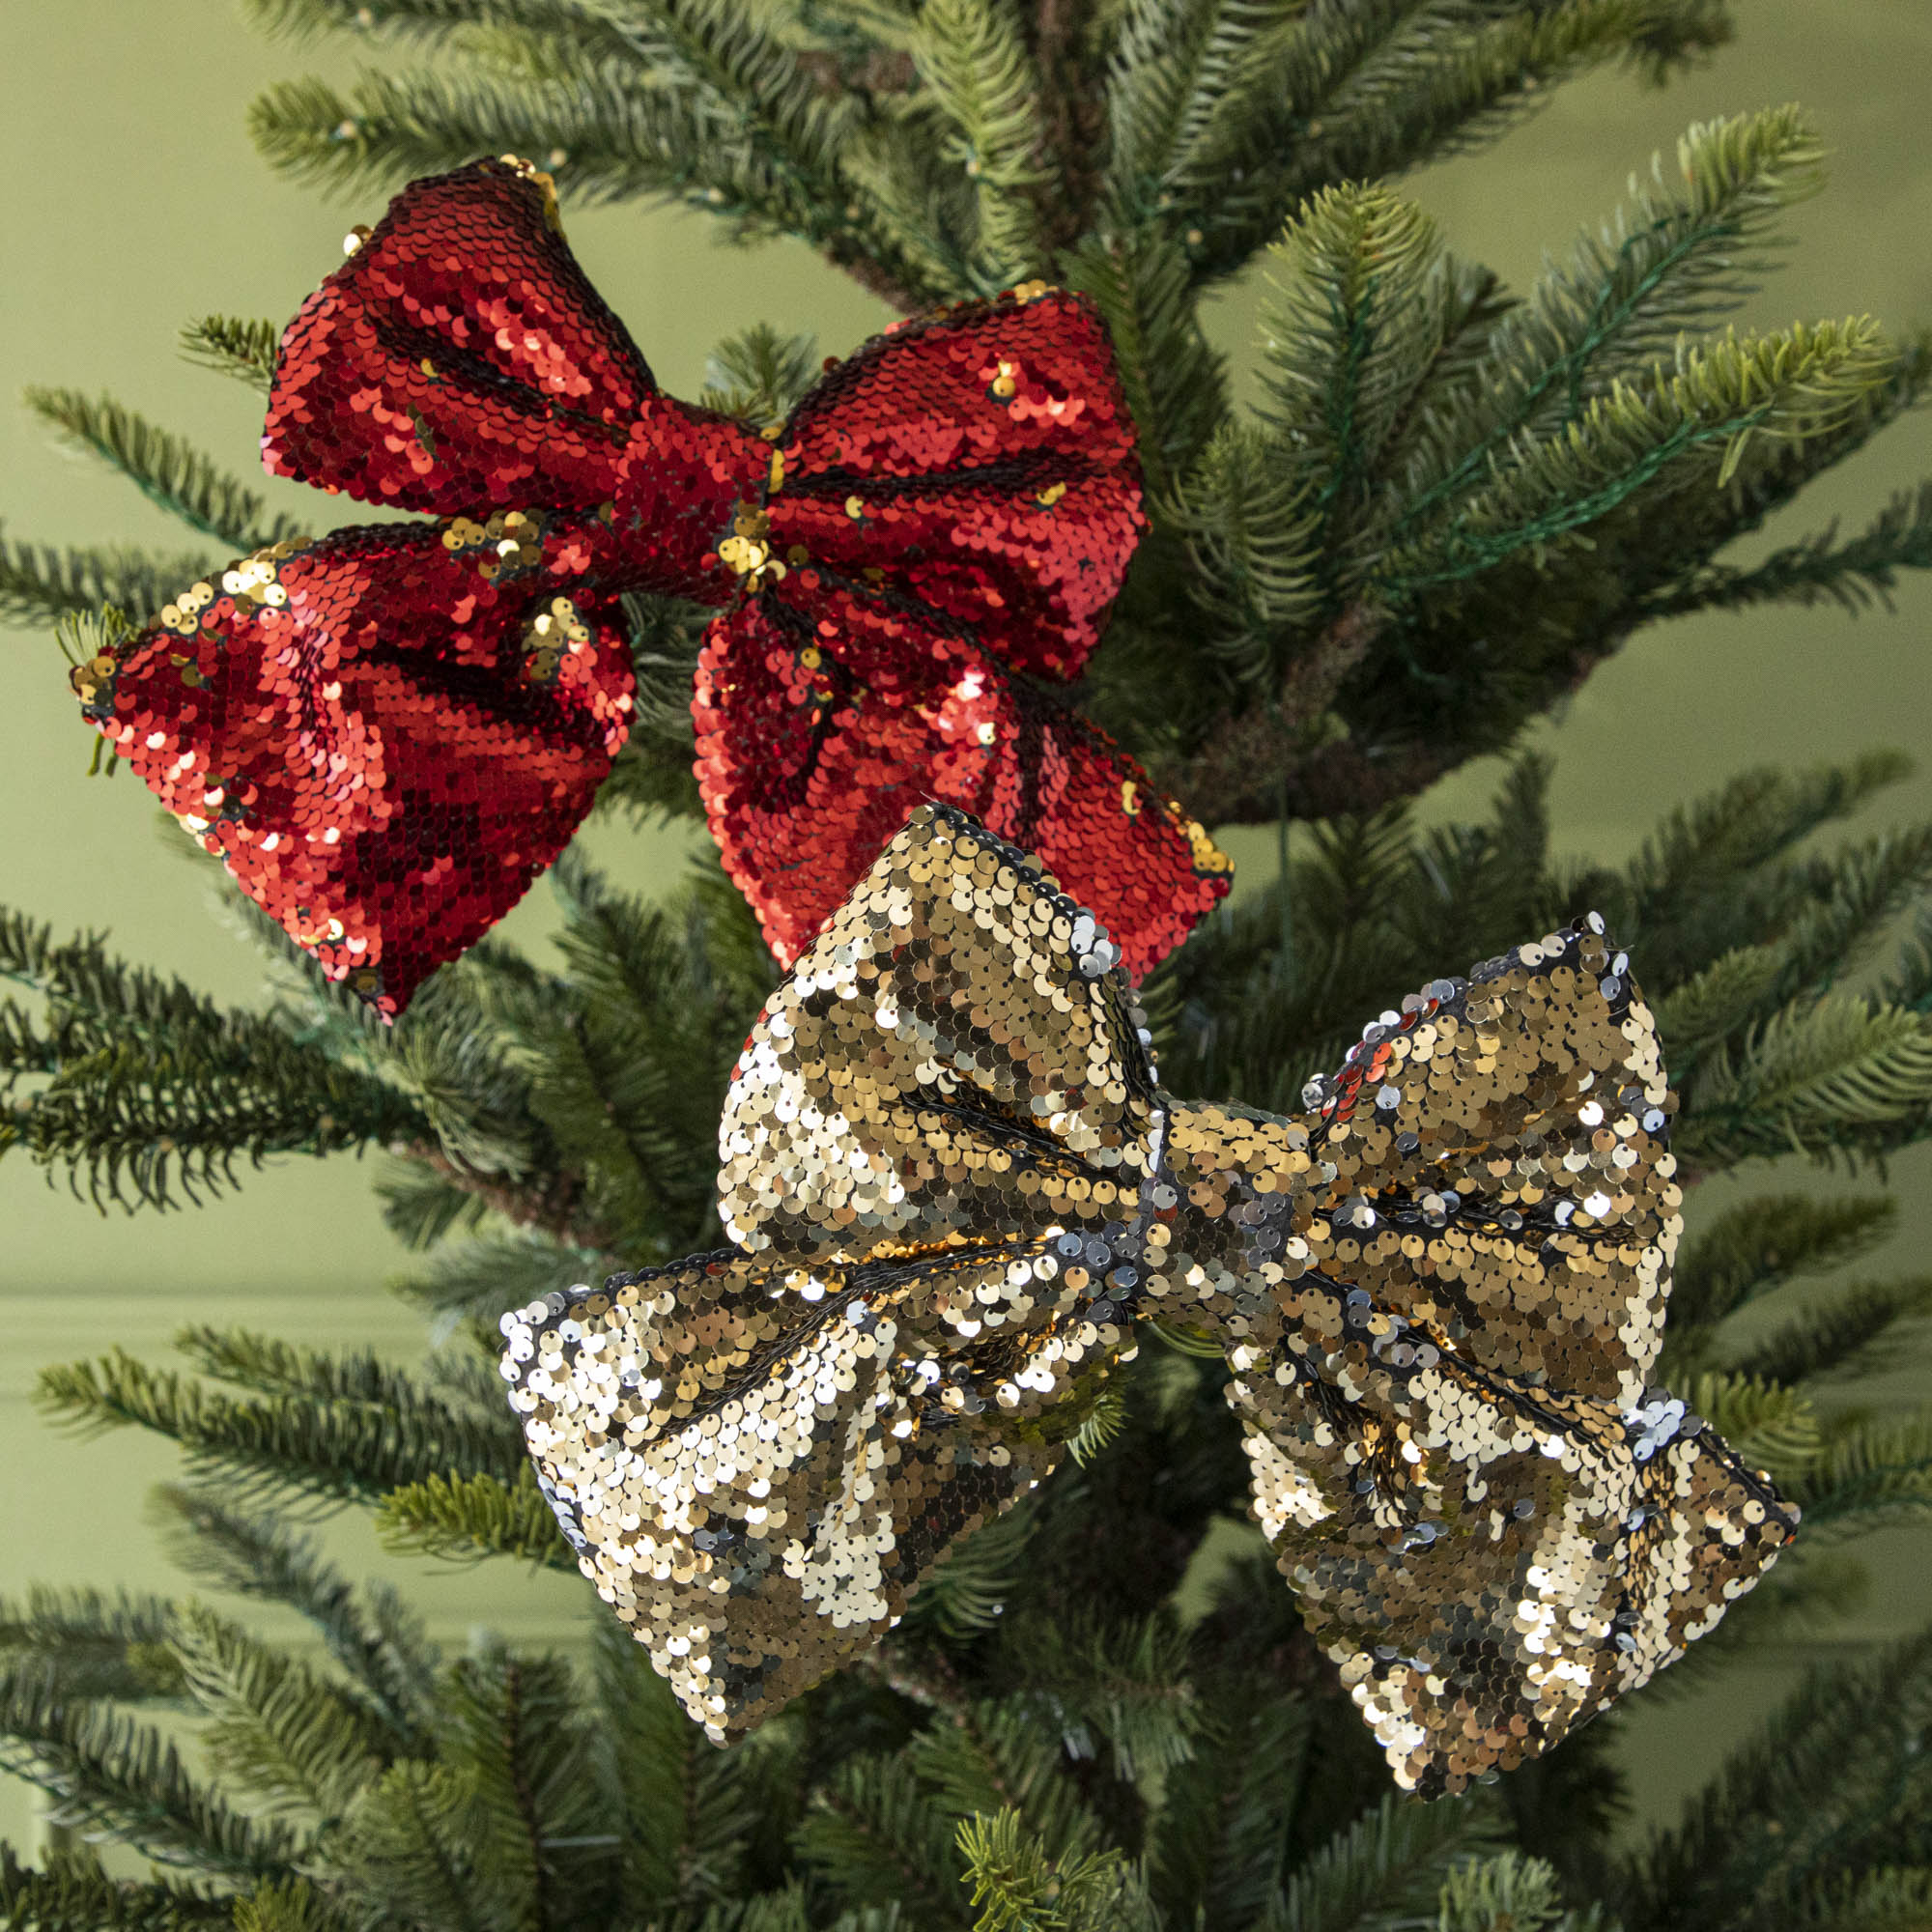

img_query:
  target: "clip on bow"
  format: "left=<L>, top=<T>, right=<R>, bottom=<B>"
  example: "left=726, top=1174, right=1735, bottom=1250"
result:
left=71, top=156, right=1229, bottom=1015
left=501, top=804, right=1797, bottom=1797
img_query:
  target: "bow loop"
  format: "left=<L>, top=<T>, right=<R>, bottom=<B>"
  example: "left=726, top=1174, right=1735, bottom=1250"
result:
left=266, top=157, right=661, bottom=515
left=718, top=805, right=1160, bottom=1265
left=761, top=289, right=1144, bottom=683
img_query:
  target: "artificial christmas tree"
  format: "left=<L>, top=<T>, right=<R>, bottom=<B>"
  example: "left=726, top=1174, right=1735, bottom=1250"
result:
left=5, top=1, right=1932, bottom=1926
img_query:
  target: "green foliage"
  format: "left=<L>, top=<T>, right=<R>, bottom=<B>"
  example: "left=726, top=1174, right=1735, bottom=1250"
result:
left=0, top=1586, right=186, bottom=1706
left=700, top=325, right=823, bottom=428
left=0, top=1842, right=237, bottom=1930
left=908, top=0, right=1044, bottom=289
left=1655, top=479, right=1932, bottom=619
left=177, top=316, right=286, bottom=394
left=1264, top=1792, right=1507, bottom=1932
left=0, top=907, right=432, bottom=1210
left=152, top=1486, right=440, bottom=1745
left=374, top=1467, right=578, bottom=1567
left=35, top=1332, right=527, bottom=1513
left=1616, top=1627, right=1932, bottom=1932
left=0, top=1667, right=299, bottom=1877
left=955, top=1811, right=1149, bottom=1932
left=20, top=389, right=303, bottom=554
left=0, top=528, right=213, bottom=628
left=1156, top=752, right=1932, bottom=1177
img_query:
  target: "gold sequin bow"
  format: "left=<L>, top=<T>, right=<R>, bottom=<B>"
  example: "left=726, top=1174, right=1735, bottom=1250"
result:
left=502, top=804, right=1797, bottom=1794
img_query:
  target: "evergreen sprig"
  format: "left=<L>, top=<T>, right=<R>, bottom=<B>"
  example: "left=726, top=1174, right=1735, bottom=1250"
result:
left=0, top=907, right=435, bottom=1210
left=0, top=1843, right=237, bottom=1931
left=0, top=529, right=213, bottom=629
left=177, top=316, right=287, bottom=394
left=21, top=389, right=304, bottom=554
left=0, top=1666, right=301, bottom=1878
left=35, top=1341, right=528, bottom=1513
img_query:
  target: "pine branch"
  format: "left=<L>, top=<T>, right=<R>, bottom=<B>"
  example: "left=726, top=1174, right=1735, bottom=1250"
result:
left=20, top=390, right=304, bottom=552
left=374, top=1469, right=577, bottom=1568
left=167, top=1605, right=389, bottom=1823
left=801, top=1755, right=973, bottom=1926
left=333, top=1759, right=497, bottom=1929
left=909, top=0, right=1047, bottom=289
left=1102, top=0, right=1256, bottom=219
left=246, top=41, right=940, bottom=311
left=0, top=1586, right=186, bottom=1705
left=1176, top=1, right=1741, bottom=286
left=1616, top=753, right=1914, bottom=980
left=1164, top=423, right=1323, bottom=687
left=1390, top=318, right=1897, bottom=593
left=1792, top=1412, right=1932, bottom=1538
left=1, top=906, right=433, bottom=1212
left=1796, top=1868, right=1932, bottom=1932
left=440, top=1646, right=611, bottom=1927
left=1674, top=992, right=1932, bottom=1170
left=394, top=1229, right=609, bottom=1330
left=1659, top=1190, right=1896, bottom=1364
left=698, top=325, right=822, bottom=430
left=242, top=0, right=666, bottom=75
left=36, top=1347, right=528, bottom=1514
left=1398, top=102, right=1826, bottom=532
left=1435, top=1852, right=1575, bottom=1932
left=0, top=1843, right=238, bottom=1932
left=1648, top=480, right=1932, bottom=619
left=174, top=1323, right=523, bottom=1460
left=232, top=1876, right=362, bottom=1932
left=0, top=529, right=214, bottom=628
left=1064, top=229, right=1230, bottom=499
left=589, top=1619, right=758, bottom=1914
left=1680, top=1373, right=1821, bottom=1487
left=1261, top=1791, right=1506, bottom=1932
left=177, top=316, right=286, bottom=395
left=955, top=1810, right=1152, bottom=1932
left=512, top=856, right=772, bottom=1259
left=998, top=1610, right=1201, bottom=1789
left=0, top=1667, right=301, bottom=1879
left=1252, top=185, right=1454, bottom=610
left=1620, top=1626, right=1932, bottom=1931
left=151, top=1486, right=440, bottom=1746
left=1150, top=1690, right=1311, bottom=1927
left=1729, top=1276, right=1932, bottom=1386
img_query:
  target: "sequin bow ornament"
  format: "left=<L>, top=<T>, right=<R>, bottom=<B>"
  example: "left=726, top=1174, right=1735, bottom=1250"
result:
left=502, top=804, right=1797, bottom=1796
left=70, top=157, right=1229, bottom=1016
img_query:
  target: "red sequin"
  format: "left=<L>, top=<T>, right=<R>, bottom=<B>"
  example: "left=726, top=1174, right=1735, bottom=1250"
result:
left=79, top=158, right=1230, bottom=1013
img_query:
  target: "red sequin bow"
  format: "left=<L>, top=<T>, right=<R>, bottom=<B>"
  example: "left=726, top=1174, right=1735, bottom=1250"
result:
left=71, top=156, right=1231, bottom=1015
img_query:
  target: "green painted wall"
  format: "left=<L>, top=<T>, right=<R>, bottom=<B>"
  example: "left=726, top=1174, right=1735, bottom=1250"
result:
left=3, top=0, right=1930, bottom=1859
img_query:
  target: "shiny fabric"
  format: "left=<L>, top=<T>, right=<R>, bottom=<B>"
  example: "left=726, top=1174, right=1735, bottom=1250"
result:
left=71, top=158, right=1229, bottom=1013
left=502, top=804, right=1797, bottom=1795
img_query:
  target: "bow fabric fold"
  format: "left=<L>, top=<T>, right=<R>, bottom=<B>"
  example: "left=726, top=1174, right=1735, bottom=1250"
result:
left=502, top=804, right=1798, bottom=1796
left=72, top=157, right=1229, bottom=1014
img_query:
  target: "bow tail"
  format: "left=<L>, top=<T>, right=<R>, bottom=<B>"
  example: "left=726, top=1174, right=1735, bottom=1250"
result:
left=504, top=1236, right=1123, bottom=1741
left=1227, top=1321, right=1794, bottom=1795
left=695, top=605, right=1230, bottom=976
left=80, top=518, right=634, bottom=1013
